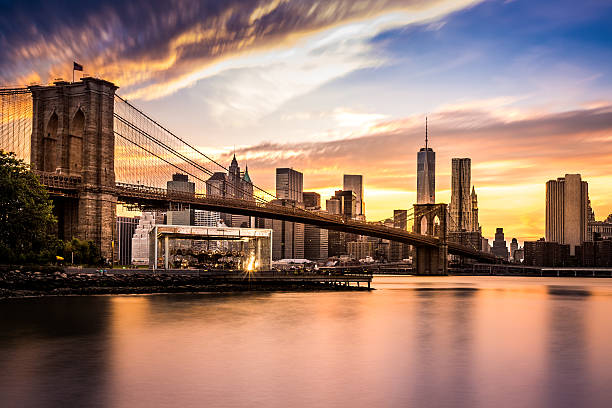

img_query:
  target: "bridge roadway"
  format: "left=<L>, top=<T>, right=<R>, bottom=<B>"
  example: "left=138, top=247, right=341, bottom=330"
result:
left=115, top=183, right=497, bottom=262
left=33, top=173, right=496, bottom=262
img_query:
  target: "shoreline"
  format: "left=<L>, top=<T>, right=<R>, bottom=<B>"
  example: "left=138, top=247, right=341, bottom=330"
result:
left=0, top=269, right=371, bottom=299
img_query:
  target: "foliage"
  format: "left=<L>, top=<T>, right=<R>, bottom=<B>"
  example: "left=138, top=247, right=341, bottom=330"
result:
left=0, top=151, right=59, bottom=263
left=62, top=238, right=102, bottom=266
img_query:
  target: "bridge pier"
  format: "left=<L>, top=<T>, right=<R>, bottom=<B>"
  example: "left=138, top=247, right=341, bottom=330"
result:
left=413, top=203, right=448, bottom=275
left=29, top=78, right=118, bottom=262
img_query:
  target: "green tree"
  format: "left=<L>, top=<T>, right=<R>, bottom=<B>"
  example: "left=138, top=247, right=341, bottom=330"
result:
left=63, top=238, right=102, bottom=266
left=0, top=151, right=58, bottom=263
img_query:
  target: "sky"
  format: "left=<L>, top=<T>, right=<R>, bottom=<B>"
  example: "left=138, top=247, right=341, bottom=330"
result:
left=1, top=0, right=612, bottom=243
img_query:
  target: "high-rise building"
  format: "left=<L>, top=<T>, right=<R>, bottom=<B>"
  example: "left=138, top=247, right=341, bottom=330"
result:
left=265, top=199, right=305, bottom=260
left=450, top=158, right=472, bottom=231
left=491, top=228, right=509, bottom=260
left=167, top=209, right=194, bottom=225
left=276, top=168, right=303, bottom=202
left=471, top=187, right=479, bottom=232
left=417, top=118, right=435, bottom=204
left=510, top=238, right=519, bottom=261
left=116, top=216, right=139, bottom=265
left=303, top=192, right=321, bottom=210
left=167, top=173, right=195, bottom=195
left=205, top=155, right=254, bottom=227
left=328, top=190, right=357, bottom=219
left=304, top=222, right=328, bottom=261
left=390, top=209, right=411, bottom=262
left=343, top=175, right=364, bottom=216
left=194, top=210, right=221, bottom=227
left=546, top=174, right=589, bottom=255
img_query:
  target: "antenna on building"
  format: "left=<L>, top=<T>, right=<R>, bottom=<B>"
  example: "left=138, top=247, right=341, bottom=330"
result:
left=425, top=116, right=428, bottom=150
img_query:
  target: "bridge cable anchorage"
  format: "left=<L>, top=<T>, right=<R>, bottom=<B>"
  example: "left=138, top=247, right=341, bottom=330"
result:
left=114, top=95, right=279, bottom=202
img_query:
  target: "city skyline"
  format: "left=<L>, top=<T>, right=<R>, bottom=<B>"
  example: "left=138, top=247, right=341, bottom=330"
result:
left=2, top=0, right=612, bottom=244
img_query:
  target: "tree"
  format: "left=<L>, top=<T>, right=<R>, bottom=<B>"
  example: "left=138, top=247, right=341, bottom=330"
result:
left=0, top=151, right=58, bottom=263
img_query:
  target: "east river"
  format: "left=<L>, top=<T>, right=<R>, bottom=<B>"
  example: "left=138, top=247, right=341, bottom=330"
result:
left=1, top=276, right=612, bottom=407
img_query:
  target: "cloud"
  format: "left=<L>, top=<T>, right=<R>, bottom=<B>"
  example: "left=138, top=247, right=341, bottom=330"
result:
left=0, top=0, right=482, bottom=96
left=223, top=103, right=612, bottom=242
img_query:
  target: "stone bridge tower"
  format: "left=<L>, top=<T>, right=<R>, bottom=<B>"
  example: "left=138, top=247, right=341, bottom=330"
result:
left=413, top=203, right=448, bottom=275
left=30, top=78, right=118, bottom=261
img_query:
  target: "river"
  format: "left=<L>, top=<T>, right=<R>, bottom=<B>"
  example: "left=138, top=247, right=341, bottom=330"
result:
left=1, top=276, right=612, bottom=407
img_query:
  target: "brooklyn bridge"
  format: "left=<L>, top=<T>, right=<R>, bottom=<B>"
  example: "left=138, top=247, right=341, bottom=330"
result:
left=0, top=77, right=497, bottom=273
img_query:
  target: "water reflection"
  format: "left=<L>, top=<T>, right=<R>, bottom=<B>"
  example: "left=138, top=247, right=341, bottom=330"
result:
left=0, top=297, right=112, bottom=408
left=1, top=277, right=612, bottom=407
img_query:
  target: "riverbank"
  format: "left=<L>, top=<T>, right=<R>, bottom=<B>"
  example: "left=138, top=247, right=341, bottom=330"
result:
left=0, top=269, right=371, bottom=298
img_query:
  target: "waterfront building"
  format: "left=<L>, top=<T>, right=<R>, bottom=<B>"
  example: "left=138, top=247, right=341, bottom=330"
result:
left=348, top=241, right=375, bottom=261
left=491, top=228, right=509, bottom=260
left=343, top=174, right=364, bottom=217
left=417, top=118, right=435, bottom=205
left=132, top=211, right=164, bottom=265
left=546, top=174, right=589, bottom=255
left=116, top=216, right=139, bottom=265
left=276, top=168, right=303, bottom=202
left=524, top=239, right=570, bottom=267
left=450, top=158, right=472, bottom=231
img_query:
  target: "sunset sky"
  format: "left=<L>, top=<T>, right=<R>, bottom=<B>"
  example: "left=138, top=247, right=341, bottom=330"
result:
left=2, top=0, right=612, bottom=243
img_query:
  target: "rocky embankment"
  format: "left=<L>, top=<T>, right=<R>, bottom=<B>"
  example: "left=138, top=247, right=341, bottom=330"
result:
left=0, top=269, right=367, bottom=298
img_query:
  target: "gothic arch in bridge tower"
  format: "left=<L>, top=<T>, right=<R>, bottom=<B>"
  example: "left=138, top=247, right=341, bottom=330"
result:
left=412, top=203, right=448, bottom=275
left=69, top=108, right=84, bottom=174
left=43, top=112, right=58, bottom=172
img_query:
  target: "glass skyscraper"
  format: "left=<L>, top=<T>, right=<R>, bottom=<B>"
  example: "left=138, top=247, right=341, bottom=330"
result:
left=417, top=119, right=435, bottom=204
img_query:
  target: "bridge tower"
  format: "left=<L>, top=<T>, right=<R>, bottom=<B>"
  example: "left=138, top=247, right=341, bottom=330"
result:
left=413, top=203, right=448, bottom=275
left=29, top=78, right=118, bottom=261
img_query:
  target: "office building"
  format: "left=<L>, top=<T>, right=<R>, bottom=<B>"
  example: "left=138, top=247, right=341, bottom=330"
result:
left=510, top=238, right=519, bottom=261
left=205, top=155, right=254, bottom=227
left=167, top=173, right=195, bottom=195
left=167, top=209, right=194, bottom=225
left=546, top=174, right=589, bottom=255
left=390, top=209, right=411, bottom=262
left=417, top=118, right=435, bottom=204
left=194, top=210, right=221, bottom=227
left=343, top=174, right=364, bottom=216
left=276, top=168, right=303, bottom=202
left=491, top=228, right=509, bottom=260
left=327, top=190, right=357, bottom=219
left=450, top=158, right=472, bottom=231
left=304, top=222, right=328, bottom=261
left=303, top=192, right=321, bottom=210
left=116, top=216, right=139, bottom=265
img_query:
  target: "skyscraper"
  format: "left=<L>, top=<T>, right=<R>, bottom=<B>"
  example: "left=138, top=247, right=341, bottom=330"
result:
left=205, top=154, right=254, bottom=227
left=546, top=174, right=589, bottom=255
left=343, top=174, right=364, bottom=216
left=276, top=168, right=303, bottom=202
left=417, top=117, right=435, bottom=204
left=491, top=228, right=509, bottom=260
left=450, top=158, right=472, bottom=231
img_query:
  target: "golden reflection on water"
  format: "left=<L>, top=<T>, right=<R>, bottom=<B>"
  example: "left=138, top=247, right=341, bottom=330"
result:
left=2, top=277, right=612, bottom=407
